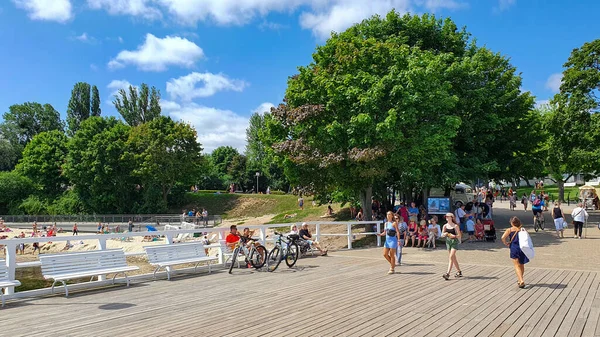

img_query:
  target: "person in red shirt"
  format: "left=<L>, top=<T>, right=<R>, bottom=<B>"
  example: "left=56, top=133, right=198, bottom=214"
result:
left=225, top=225, right=240, bottom=249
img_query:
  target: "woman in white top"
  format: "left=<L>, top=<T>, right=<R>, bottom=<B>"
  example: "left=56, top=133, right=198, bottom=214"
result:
left=571, top=203, right=589, bottom=239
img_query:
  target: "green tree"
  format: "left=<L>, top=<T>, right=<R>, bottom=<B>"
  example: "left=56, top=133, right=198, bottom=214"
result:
left=265, top=12, right=535, bottom=218
left=0, top=138, right=18, bottom=171
left=15, top=130, right=68, bottom=197
left=0, top=102, right=64, bottom=171
left=0, top=171, right=34, bottom=214
left=246, top=112, right=267, bottom=169
left=127, top=116, right=203, bottom=209
left=91, top=85, right=101, bottom=117
left=64, top=116, right=135, bottom=213
left=211, top=146, right=239, bottom=182
left=543, top=39, right=600, bottom=201
left=228, top=154, right=249, bottom=191
left=113, top=83, right=161, bottom=126
left=67, top=82, right=101, bottom=134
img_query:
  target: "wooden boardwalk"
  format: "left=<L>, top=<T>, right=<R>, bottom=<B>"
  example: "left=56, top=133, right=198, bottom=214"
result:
left=4, top=252, right=600, bottom=337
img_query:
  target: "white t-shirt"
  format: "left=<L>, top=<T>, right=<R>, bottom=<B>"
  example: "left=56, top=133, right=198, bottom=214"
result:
left=455, top=208, right=466, bottom=221
left=428, top=224, right=441, bottom=237
left=571, top=207, right=589, bottom=222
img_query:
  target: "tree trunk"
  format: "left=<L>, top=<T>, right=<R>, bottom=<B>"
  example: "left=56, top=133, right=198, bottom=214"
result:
left=359, top=186, right=373, bottom=226
left=558, top=180, right=565, bottom=203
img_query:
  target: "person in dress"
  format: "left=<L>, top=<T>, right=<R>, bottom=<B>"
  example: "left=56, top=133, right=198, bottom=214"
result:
left=442, top=213, right=463, bottom=280
left=377, top=211, right=400, bottom=274
left=501, top=216, right=529, bottom=288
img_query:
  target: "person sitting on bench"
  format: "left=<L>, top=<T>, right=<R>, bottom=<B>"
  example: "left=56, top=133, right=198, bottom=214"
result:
left=299, top=223, right=327, bottom=256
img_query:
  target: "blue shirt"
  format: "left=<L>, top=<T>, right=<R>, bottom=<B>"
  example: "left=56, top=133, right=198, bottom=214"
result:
left=532, top=200, right=544, bottom=211
left=408, top=207, right=419, bottom=215
left=466, top=219, right=475, bottom=231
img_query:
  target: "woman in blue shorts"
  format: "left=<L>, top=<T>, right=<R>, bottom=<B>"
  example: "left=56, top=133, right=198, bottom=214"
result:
left=377, top=211, right=400, bottom=274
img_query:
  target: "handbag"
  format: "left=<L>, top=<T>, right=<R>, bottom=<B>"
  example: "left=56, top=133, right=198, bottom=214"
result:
left=386, top=228, right=397, bottom=237
left=518, top=228, right=535, bottom=260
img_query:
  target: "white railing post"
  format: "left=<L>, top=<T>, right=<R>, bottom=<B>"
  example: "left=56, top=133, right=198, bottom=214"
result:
left=376, top=221, right=381, bottom=247
left=217, top=230, right=225, bottom=264
left=97, top=237, right=107, bottom=281
left=165, top=233, right=173, bottom=244
left=315, top=223, right=321, bottom=242
left=347, top=223, right=353, bottom=249
left=4, top=242, right=17, bottom=295
left=259, top=227, right=267, bottom=245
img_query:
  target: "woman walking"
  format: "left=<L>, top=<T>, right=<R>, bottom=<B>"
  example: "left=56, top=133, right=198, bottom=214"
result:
left=521, top=193, right=528, bottom=212
left=378, top=211, right=400, bottom=274
left=552, top=202, right=566, bottom=238
left=501, top=216, right=529, bottom=288
left=442, top=213, right=462, bottom=280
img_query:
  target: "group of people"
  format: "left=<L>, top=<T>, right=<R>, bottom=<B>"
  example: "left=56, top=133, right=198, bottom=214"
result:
left=182, top=208, right=209, bottom=226
left=379, top=210, right=533, bottom=288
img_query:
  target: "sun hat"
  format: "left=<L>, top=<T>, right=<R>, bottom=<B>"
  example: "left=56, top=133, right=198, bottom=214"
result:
left=445, top=213, right=454, bottom=218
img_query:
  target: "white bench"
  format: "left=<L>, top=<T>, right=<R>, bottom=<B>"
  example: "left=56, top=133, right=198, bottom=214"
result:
left=144, top=242, right=218, bottom=280
left=0, top=260, right=21, bottom=307
left=40, top=249, right=139, bottom=297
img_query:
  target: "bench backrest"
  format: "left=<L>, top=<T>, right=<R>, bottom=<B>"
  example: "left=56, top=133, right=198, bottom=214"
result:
left=144, top=243, right=208, bottom=264
left=0, top=260, right=9, bottom=280
left=40, top=249, right=128, bottom=276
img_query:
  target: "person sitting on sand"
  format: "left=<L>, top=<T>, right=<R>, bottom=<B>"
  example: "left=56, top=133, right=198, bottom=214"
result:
left=299, top=223, right=328, bottom=256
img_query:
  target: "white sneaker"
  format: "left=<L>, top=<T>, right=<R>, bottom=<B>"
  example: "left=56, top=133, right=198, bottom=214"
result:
left=574, top=236, right=579, bottom=239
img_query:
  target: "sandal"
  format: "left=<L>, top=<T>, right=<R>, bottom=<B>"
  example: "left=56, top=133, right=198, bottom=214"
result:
left=442, top=273, right=450, bottom=280
left=388, top=269, right=395, bottom=275
left=518, top=282, right=525, bottom=289
left=455, top=271, right=463, bottom=278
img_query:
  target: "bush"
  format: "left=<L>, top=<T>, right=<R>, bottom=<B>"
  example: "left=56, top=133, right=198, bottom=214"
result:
left=18, top=195, right=48, bottom=215
left=47, top=190, right=85, bottom=215
left=196, top=190, right=228, bottom=194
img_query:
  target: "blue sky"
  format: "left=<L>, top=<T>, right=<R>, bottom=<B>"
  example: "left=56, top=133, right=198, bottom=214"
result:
left=1, top=0, right=599, bottom=152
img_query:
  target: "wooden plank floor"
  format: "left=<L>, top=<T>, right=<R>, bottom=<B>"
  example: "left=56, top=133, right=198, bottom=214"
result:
left=3, top=252, right=600, bottom=337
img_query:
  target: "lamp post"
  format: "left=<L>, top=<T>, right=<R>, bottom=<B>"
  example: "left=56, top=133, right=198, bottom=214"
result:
left=255, top=172, right=260, bottom=194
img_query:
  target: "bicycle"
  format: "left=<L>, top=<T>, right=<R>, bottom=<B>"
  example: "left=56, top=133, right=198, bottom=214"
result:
left=266, top=232, right=299, bottom=272
left=534, top=212, right=545, bottom=232
left=228, top=236, right=267, bottom=274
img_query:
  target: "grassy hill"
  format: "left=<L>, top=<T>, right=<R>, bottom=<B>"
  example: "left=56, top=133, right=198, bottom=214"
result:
left=177, top=192, right=352, bottom=223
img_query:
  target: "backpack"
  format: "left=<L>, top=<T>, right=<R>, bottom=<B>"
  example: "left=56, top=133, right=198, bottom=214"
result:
left=533, top=199, right=541, bottom=207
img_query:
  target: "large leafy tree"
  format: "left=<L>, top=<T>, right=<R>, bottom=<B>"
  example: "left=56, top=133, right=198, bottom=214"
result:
left=64, top=117, right=134, bottom=213
left=0, top=102, right=64, bottom=170
left=127, top=116, right=203, bottom=210
left=16, top=130, right=68, bottom=197
left=67, top=82, right=101, bottom=135
left=264, top=12, right=534, bottom=219
left=542, top=39, right=600, bottom=201
left=113, top=83, right=162, bottom=126
left=211, top=146, right=239, bottom=180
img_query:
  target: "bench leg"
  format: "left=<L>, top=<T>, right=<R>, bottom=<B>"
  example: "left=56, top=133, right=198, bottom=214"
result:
left=1, top=289, right=4, bottom=307
left=194, top=261, right=201, bottom=273
left=112, top=273, right=118, bottom=285
left=124, top=273, right=130, bottom=287
left=153, top=266, right=161, bottom=280
left=166, top=266, right=172, bottom=281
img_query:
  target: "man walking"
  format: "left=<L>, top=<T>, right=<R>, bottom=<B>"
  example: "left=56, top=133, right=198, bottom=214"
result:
left=571, top=203, right=589, bottom=239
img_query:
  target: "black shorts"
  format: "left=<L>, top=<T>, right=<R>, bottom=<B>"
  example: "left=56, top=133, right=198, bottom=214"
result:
left=532, top=209, right=542, bottom=216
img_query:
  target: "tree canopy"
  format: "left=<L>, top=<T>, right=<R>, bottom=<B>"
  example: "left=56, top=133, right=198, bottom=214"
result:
left=67, top=82, right=101, bottom=135
left=113, top=83, right=162, bottom=126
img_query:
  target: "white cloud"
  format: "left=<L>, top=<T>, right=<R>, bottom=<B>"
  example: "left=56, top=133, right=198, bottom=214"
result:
left=108, top=33, right=204, bottom=71
left=12, top=0, right=72, bottom=22
left=545, top=73, right=563, bottom=93
left=90, top=64, right=99, bottom=71
left=118, top=36, right=124, bottom=43
left=75, top=33, right=90, bottom=42
left=253, top=102, right=275, bottom=115
left=107, top=79, right=135, bottom=102
left=87, top=0, right=161, bottom=19
left=166, top=102, right=249, bottom=153
left=259, top=20, right=288, bottom=31
left=90, top=0, right=467, bottom=40
left=497, top=0, right=516, bottom=11
left=166, top=72, right=247, bottom=101
left=299, top=0, right=412, bottom=40
left=535, top=99, right=550, bottom=109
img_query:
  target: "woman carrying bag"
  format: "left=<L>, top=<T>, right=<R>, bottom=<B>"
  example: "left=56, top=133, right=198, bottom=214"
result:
left=377, top=211, right=400, bottom=274
left=552, top=202, right=566, bottom=238
left=501, top=217, right=530, bottom=288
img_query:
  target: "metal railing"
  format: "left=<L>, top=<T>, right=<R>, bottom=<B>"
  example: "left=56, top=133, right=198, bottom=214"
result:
left=0, top=220, right=383, bottom=299
left=0, top=214, right=223, bottom=230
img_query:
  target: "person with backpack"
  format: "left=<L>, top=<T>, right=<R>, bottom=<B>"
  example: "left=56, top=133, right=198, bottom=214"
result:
left=377, top=211, right=400, bottom=274
left=531, top=196, right=544, bottom=225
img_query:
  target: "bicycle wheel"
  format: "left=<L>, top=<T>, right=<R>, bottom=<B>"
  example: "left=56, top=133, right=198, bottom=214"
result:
left=540, top=217, right=545, bottom=230
left=228, top=247, right=239, bottom=274
left=285, top=242, right=299, bottom=268
left=534, top=219, right=539, bottom=232
left=267, top=246, right=282, bottom=272
left=250, top=245, right=267, bottom=269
